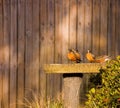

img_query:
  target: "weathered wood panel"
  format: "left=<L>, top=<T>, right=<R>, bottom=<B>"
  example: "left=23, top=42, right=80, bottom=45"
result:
left=0, top=0, right=3, bottom=107
left=25, top=0, right=33, bottom=102
left=10, top=0, right=17, bottom=108
left=55, top=0, right=62, bottom=64
left=77, top=0, right=85, bottom=61
left=17, top=0, right=25, bottom=107
left=92, top=0, right=100, bottom=55
left=32, top=0, right=39, bottom=97
left=62, top=0, right=69, bottom=63
left=100, top=0, right=108, bottom=55
left=40, top=0, right=47, bottom=103
left=69, top=0, right=77, bottom=49
left=84, top=0, right=92, bottom=56
left=0, top=0, right=119, bottom=108
left=116, top=0, right=120, bottom=56
left=2, top=0, right=10, bottom=108
left=108, top=0, right=116, bottom=58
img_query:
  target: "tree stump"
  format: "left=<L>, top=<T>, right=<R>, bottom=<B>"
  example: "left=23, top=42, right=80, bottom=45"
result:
left=63, top=74, right=83, bottom=108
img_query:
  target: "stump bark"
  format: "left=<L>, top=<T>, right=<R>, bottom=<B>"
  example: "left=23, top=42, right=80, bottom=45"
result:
left=63, top=74, right=83, bottom=108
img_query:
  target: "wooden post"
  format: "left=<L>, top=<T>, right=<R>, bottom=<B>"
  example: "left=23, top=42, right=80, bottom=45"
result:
left=63, top=74, right=83, bottom=108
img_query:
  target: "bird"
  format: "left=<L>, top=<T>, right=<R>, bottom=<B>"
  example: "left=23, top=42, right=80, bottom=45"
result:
left=86, top=50, right=96, bottom=63
left=94, top=55, right=111, bottom=63
left=67, top=49, right=81, bottom=63
left=86, top=50, right=111, bottom=63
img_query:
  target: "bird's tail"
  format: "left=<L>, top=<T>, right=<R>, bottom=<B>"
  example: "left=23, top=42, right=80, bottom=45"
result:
left=76, top=59, right=82, bottom=63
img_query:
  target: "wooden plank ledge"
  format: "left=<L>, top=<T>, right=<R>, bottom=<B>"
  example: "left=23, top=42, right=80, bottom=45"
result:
left=44, top=63, right=105, bottom=73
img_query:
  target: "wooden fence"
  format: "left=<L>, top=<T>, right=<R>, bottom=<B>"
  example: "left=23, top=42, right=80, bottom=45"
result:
left=0, top=0, right=120, bottom=108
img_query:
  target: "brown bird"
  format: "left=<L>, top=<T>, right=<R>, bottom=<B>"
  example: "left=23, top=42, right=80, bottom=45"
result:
left=94, top=55, right=111, bottom=63
left=67, top=49, right=81, bottom=63
left=86, top=50, right=96, bottom=63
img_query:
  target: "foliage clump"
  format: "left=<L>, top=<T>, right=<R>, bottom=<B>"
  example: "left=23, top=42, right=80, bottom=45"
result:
left=86, top=56, right=120, bottom=108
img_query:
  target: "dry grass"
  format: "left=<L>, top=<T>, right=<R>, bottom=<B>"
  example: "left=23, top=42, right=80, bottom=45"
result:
left=17, top=90, right=63, bottom=108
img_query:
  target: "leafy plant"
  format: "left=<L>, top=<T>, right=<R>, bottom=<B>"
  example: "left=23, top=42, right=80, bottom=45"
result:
left=86, top=56, right=120, bottom=108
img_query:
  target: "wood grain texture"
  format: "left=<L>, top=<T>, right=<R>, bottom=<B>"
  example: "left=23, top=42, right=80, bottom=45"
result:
left=116, top=0, right=120, bottom=55
left=10, top=0, right=17, bottom=107
left=100, top=0, right=108, bottom=55
left=40, top=0, right=47, bottom=102
left=84, top=0, right=92, bottom=62
left=32, top=0, right=39, bottom=97
left=25, top=0, right=33, bottom=102
left=62, top=0, right=69, bottom=63
left=0, top=0, right=3, bottom=107
left=108, top=0, right=116, bottom=57
left=2, top=0, right=10, bottom=108
left=69, top=0, right=77, bottom=49
left=92, top=0, right=100, bottom=55
left=17, top=0, right=25, bottom=107
left=77, top=0, right=85, bottom=61
left=54, top=0, right=62, bottom=63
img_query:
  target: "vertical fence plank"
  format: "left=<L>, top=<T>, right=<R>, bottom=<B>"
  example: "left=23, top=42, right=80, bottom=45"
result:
left=40, top=0, right=47, bottom=102
left=55, top=0, right=62, bottom=63
left=32, top=0, right=39, bottom=97
left=100, top=0, right=108, bottom=55
left=77, top=0, right=85, bottom=61
left=0, top=0, right=3, bottom=107
left=10, top=0, right=17, bottom=108
left=25, top=0, right=33, bottom=100
left=111, top=0, right=116, bottom=57
left=54, top=0, right=63, bottom=98
left=118, top=0, right=120, bottom=55
left=108, top=0, right=116, bottom=57
left=17, top=0, right=25, bottom=107
left=46, top=0, right=55, bottom=99
left=62, top=0, right=69, bottom=63
left=69, top=0, right=77, bottom=49
left=3, top=0, right=10, bottom=108
left=92, top=0, right=100, bottom=56
left=116, top=0, right=120, bottom=55
left=84, top=0, right=92, bottom=53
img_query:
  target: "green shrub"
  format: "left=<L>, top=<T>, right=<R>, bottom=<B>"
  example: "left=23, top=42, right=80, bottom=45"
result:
left=86, top=56, right=120, bottom=108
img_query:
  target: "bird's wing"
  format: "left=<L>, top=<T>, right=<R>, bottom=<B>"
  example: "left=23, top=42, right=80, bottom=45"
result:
left=91, top=53, right=95, bottom=59
left=95, top=55, right=111, bottom=63
left=67, top=52, right=76, bottom=61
